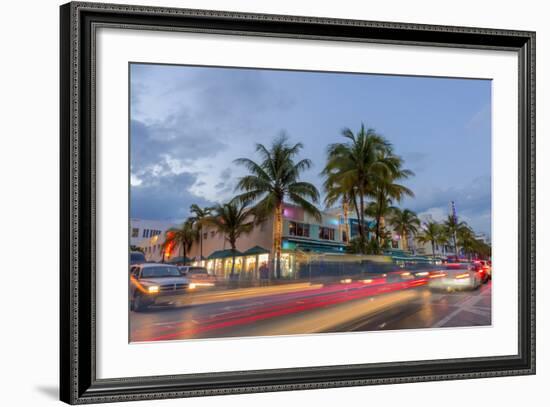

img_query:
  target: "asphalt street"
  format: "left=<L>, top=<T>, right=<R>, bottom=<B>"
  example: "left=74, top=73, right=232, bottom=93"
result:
left=130, top=280, right=491, bottom=342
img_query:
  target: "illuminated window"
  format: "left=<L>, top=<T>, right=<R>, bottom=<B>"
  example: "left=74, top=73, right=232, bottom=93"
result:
left=289, top=221, right=310, bottom=237
left=280, top=253, right=294, bottom=277
left=319, top=227, right=335, bottom=240
left=245, top=256, right=257, bottom=273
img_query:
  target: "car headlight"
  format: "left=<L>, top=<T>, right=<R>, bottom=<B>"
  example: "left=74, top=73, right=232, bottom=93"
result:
left=147, top=285, right=159, bottom=294
left=188, top=283, right=196, bottom=290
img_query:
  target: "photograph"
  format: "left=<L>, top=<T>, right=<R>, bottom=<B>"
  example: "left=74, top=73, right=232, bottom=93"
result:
left=128, top=63, right=493, bottom=342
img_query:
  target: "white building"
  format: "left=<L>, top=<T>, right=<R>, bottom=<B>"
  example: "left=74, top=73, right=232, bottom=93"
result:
left=129, top=218, right=175, bottom=247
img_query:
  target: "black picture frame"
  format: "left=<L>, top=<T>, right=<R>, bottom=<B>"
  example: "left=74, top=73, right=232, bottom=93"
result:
left=60, top=2, right=536, bottom=404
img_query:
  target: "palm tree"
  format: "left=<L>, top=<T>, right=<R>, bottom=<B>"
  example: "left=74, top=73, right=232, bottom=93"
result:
left=443, top=214, right=467, bottom=257
left=388, top=208, right=420, bottom=251
left=234, top=134, right=321, bottom=279
left=367, top=151, right=414, bottom=244
left=323, top=125, right=392, bottom=239
left=206, top=201, right=255, bottom=278
left=416, top=221, right=445, bottom=258
left=474, top=239, right=492, bottom=259
left=163, top=220, right=198, bottom=265
left=456, top=224, right=477, bottom=260
left=189, top=204, right=213, bottom=262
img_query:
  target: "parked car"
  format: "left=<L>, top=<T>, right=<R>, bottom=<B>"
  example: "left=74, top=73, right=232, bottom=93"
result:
left=178, top=266, right=217, bottom=288
left=130, top=250, right=146, bottom=265
left=428, top=263, right=483, bottom=291
left=129, top=263, right=190, bottom=311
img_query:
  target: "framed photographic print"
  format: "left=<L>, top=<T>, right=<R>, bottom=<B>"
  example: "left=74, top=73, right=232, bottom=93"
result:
left=60, top=1, right=535, bottom=404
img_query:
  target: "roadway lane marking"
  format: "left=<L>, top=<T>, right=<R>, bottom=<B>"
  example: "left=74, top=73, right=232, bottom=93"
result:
left=432, top=289, right=490, bottom=328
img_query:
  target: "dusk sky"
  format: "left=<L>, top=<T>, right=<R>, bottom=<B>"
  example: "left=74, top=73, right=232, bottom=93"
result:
left=130, top=63, right=492, bottom=236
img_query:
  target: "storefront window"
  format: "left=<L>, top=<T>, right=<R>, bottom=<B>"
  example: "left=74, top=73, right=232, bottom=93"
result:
left=224, top=258, right=232, bottom=277
left=280, top=253, right=295, bottom=278
left=214, top=259, right=223, bottom=276
left=223, top=257, right=243, bottom=277
left=289, top=221, right=310, bottom=237
left=245, top=256, right=257, bottom=276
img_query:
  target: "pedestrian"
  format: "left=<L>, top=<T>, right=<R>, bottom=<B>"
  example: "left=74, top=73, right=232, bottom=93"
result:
left=259, top=262, right=268, bottom=286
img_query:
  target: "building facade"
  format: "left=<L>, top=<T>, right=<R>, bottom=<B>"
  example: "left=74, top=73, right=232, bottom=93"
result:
left=130, top=218, right=175, bottom=247
left=137, top=203, right=414, bottom=280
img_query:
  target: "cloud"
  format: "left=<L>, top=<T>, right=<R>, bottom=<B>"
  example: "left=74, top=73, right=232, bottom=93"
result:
left=404, top=175, right=491, bottom=235
left=402, top=151, right=429, bottom=173
left=130, top=118, right=227, bottom=175
left=130, top=66, right=296, bottom=214
left=169, top=68, right=295, bottom=119
left=130, top=172, right=213, bottom=221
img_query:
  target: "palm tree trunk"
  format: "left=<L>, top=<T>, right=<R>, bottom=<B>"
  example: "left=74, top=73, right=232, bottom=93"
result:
left=431, top=240, right=436, bottom=258
left=199, top=226, right=203, bottom=261
left=359, top=193, right=365, bottom=239
left=230, top=246, right=236, bottom=278
left=342, top=199, right=350, bottom=242
left=352, top=195, right=361, bottom=238
left=273, top=202, right=283, bottom=279
left=375, top=192, right=384, bottom=245
left=402, top=230, right=408, bottom=251
left=453, top=233, right=458, bottom=257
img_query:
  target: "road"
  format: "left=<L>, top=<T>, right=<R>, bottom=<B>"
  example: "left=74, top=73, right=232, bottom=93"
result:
left=130, top=279, right=491, bottom=342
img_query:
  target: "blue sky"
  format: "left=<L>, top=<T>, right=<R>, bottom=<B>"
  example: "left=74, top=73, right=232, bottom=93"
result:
left=130, top=63, right=492, bottom=236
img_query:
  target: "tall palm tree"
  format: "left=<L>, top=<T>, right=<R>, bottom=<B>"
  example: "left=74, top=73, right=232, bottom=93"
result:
left=368, top=151, right=414, bottom=244
left=416, top=221, right=445, bottom=258
left=206, top=201, right=255, bottom=278
left=443, top=214, right=467, bottom=257
left=189, top=204, right=213, bottom=262
left=388, top=208, right=420, bottom=251
left=234, top=134, right=321, bottom=279
left=323, top=124, right=411, bottom=242
left=163, top=220, right=198, bottom=265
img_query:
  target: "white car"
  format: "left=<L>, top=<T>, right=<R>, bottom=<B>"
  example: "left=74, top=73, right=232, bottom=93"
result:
left=129, top=263, right=190, bottom=311
left=428, top=263, right=483, bottom=291
left=178, top=266, right=217, bottom=288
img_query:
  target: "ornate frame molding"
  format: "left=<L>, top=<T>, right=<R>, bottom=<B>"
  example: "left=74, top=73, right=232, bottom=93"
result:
left=60, top=2, right=535, bottom=404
